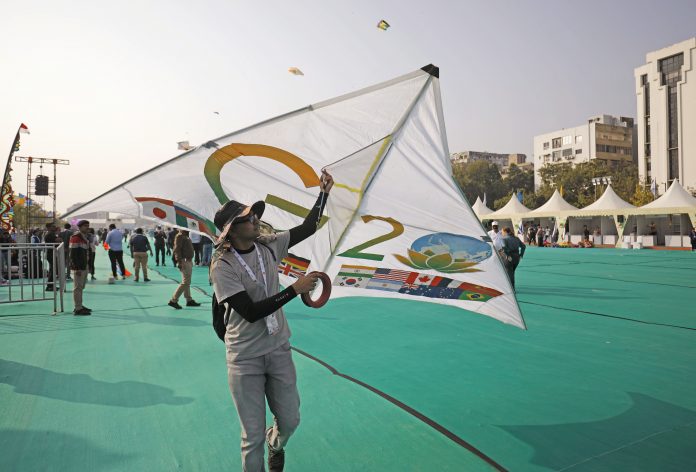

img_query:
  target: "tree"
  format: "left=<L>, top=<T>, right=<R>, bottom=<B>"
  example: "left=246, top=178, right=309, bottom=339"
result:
left=452, top=161, right=507, bottom=207
left=630, top=180, right=655, bottom=206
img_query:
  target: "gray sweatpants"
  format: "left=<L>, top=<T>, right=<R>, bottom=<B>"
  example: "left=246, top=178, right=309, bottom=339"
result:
left=227, top=342, right=300, bottom=472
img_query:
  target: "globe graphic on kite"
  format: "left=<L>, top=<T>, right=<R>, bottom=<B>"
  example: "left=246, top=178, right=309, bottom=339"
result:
left=393, top=232, right=491, bottom=273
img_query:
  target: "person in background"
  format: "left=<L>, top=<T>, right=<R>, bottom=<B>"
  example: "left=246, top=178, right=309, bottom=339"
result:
left=129, top=228, right=153, bottom=282
left=87, top=227, right=97, bottom=280
left=168, top=230, right=200, bottom=309
left=153, top=226, right=167, bottom=266
left=167, top=227, right=177, bottom=257
left=536, top=225, right=544, bottom=247
left=59, top=223, right=73, bottom=281
left=70, top=220, right=92, bottom=316
left=190, top=230, right=202, bottom=265
left=583, top=225, right=590, bottom=241
left=105, top=224, right=127, bottom=279
left=201, top=234, right=213, bottom=266
left=487, top=221, right=504, bottom=253
left=43, top=223, right=59, bottom=290
left=689, top=227, right=696, bottom=252
left=502, top=226, right=526, bottom=290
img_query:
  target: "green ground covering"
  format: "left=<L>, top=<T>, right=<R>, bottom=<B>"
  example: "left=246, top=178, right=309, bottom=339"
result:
left=1, top=247, right=695, bottom=471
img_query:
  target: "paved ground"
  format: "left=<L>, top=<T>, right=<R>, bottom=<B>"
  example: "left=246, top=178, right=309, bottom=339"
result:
left=1, top=247, right=695, bottom=471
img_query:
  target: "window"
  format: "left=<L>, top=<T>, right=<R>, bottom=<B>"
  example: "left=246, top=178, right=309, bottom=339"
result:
left=562, top=135, right=572, bottom=146
left=575, top=135, right=583, bottom=144
left=543, top=142, right=549, bottom=150
left=660, top=53, right=684, bottom=180
left=562, top=148, right=573, bottom=157
left=552, top=137, right=562, bottom=148
left=575, top=148, right=582, bottom=154
left=552, top=150, right=561, bottom=162
left=543, top=154, right=551, bottom=162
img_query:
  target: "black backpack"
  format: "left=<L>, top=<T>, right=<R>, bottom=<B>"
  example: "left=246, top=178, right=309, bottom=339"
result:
left=211, top=242, right=276, bottom=342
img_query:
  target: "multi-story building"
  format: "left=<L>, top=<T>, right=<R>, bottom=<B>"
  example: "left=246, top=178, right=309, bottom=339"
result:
left=450, top=151, right=532, bottom=174
left=635, top=37, right=696, bottom=194
left=532, top=115, right=636, bottom=188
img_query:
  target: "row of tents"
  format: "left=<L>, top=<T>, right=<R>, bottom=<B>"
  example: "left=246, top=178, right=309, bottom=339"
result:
left=472, top=180, right=696, bottom=248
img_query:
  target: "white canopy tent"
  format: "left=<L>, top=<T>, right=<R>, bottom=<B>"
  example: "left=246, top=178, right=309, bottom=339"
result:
left=526, top=190, right=577, bottom=241
left=483, top=194, right=531, bottom=234
left=571, top=185, right=635, bottom=246
left=626, top=180, right=696, bottom=247
left=471, top=196, right=493, bottom=217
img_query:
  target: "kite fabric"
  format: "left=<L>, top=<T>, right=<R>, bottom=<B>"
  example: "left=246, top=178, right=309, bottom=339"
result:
left=65, top=65, right=525, bottom=329
left=287, top=67, right=304, bottom=76
left=377, top=20, right=390, bottom=31
left=177, top=141, right=193, bottom=151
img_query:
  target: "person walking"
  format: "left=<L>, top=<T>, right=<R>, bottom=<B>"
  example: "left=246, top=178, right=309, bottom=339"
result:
left=210, top=170, right=333, bottom=472
left=689, top=227, right=696, bottom=252
left=167, top=227, right=177, bottom=258
left=105, top=224, right=127, bottom=279
left=536, top=225, right=544, bottom=247
left=502, top=226, right=526, bottom=290
left=59, top=223, right=73, bottom=280
left=168, top=230, right=200, bottom=309
left=129, top=228, right=153, bottom=282
left=70, top=220, right=92, bottom=315
left=153, top=226, right=167, bottom=266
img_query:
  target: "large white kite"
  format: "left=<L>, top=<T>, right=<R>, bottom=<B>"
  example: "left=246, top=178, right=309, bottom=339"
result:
left=66, top=65, right=526, bottom=329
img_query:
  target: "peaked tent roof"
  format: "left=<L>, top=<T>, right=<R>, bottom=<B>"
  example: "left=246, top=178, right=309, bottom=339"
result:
left=64, top=65, right=525, bottom=329
left=529, top=190, right=577, bottom=217
left=486, top=194, right=530, bottom=220
left=637, top=180, right=696, bottom=213
left=578, top=184, right=635, bottom=215
left=471, top=196, right=493, bottom=216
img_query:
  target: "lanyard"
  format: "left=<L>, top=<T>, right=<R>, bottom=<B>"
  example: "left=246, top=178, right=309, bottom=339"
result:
left=231, top=243, right=267, bottom=293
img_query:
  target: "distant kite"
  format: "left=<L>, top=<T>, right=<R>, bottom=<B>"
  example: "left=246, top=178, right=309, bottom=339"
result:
left=177, top=141, right=193, bottom=151
left=213, top=111, right=220, bottom=115
left=377, top=20, right=390, bottom=31
left=288, top=67, right=304, bottom=76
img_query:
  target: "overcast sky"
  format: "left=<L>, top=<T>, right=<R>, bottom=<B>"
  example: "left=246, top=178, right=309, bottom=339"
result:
left=2, top=0, right=695, bottom=213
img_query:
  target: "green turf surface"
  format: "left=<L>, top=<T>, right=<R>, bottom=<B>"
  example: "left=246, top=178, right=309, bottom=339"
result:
left=1, top=247, right=695, bottom=471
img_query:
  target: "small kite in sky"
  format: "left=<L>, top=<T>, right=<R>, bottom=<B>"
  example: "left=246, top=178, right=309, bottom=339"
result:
left=177, top=141, right=193, bottom=151
left=213, top=111, right=220, bottom=115
left=377, top=20, right=390, bottom=31
left=288, top=67, right=304, bottom=76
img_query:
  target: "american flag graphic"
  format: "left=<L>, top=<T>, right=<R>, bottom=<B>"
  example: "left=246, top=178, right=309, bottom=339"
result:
left=372, top=268, right=415, bottom=282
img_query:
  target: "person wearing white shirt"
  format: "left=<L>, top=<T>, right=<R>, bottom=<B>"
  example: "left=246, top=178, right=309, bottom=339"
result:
left=189, top=231, right=202, bottom=265
left=487, top=221, right=504, bottom=252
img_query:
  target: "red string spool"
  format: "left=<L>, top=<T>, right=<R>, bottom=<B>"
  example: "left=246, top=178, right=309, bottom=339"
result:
left=300, top=271, right=331, bottom=308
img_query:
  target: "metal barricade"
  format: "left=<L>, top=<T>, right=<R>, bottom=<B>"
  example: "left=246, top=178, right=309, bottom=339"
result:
left=0, top=242, right=65, bottom=314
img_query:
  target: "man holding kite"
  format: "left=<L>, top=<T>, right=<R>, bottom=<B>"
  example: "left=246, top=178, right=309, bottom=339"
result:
left=210, top=170, right=333, bottom=472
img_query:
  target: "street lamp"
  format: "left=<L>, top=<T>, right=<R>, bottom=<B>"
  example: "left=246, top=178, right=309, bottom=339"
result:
left=591, top=176, right=612, bottom=200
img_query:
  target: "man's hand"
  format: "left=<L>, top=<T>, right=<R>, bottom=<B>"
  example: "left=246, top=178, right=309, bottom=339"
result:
left=320, top=170, right=334, bottom=194
left=292, top=272, right=320, bottom=294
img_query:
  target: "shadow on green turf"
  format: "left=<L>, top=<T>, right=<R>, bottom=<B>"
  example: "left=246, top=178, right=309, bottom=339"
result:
left=0, top=429, right=134, bottom=471
left=0, top=359, right=193, bottom=407
left=498, top=392, right=696, bottom=471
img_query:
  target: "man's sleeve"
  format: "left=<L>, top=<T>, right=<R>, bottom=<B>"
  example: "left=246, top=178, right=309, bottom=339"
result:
left=211, top=259, right=246, bottom=302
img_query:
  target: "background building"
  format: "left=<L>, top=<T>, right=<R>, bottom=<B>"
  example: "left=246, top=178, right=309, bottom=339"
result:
left=533, top=115, right=636, bottom=188
left=450, top=151, right=532, bottom=175
left=635, top=37, right=696, bottom=194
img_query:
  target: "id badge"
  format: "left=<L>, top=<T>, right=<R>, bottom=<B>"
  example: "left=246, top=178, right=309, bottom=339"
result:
left=266, top=313, right=280, bottom=335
